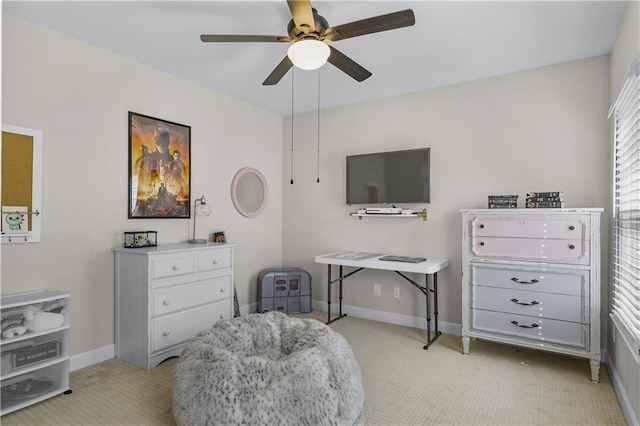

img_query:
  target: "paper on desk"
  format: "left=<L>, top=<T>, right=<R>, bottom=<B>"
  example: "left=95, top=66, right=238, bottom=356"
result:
left=323, top=251, right=381, bottom=261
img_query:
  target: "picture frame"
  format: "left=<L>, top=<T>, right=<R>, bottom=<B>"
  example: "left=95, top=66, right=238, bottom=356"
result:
left=213, top=231, right=226, bottom=243
left=2, top=206, right=28, bottom=234
left=128, top=112, right=191, bottom=218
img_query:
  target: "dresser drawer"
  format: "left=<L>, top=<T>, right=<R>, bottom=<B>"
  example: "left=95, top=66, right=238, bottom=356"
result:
left=151, top=301, right=230, bottom=352
left=472, top=310, right=588, bottom=349
left=151, top=256, right=196, bottom=280
left=471, top=264, right=589, bottom=296
left=470, top=214, right=590, bottom=239
left=470, top=236, right=589, bottom=265
left=197, top=248, right=232, bottom=272
left=152, top=276, right=232, bottom=317
left=474, top=286, right=587, bottom=323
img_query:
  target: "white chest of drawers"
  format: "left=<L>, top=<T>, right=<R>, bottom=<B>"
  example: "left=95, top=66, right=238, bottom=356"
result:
left=113, top=243, right=235, bottom=370
left=460, top=208, right=603, bottom=382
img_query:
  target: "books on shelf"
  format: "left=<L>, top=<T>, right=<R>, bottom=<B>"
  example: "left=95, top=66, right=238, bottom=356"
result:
left=526, top=201, right=566, bottom=208
left=485, top=192, right=567, bottom=209
left=488, top=195, right=518, bottom=209
left=526, top=191, right=565, bottom=208
left=526, top=191, right=563, bottom=198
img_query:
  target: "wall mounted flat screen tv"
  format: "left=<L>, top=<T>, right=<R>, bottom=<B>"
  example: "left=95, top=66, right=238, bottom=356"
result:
left=346, top=148, right=430, bottom=205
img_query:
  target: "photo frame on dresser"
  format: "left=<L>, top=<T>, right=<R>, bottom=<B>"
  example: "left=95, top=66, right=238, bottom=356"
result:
left=128, top=112, right=191, bottom=219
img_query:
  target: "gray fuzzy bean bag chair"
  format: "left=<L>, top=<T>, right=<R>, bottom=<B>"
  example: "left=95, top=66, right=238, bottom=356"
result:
left=173, top=311, right=365, bottom=426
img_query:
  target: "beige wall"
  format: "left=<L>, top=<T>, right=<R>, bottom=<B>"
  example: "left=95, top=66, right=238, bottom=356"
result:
left=1, top=15, right=284, bottom=356
left=1, top=7, right=630, bottom=401
left=283, top=56, right=611, bottom=333
left=607, top=1, right=640, bottom=424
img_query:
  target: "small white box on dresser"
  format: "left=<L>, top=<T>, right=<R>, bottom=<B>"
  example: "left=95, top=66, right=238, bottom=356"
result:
left=113, top=243, right=235, bottom=370
left=460, top=208, right=603, bottom=382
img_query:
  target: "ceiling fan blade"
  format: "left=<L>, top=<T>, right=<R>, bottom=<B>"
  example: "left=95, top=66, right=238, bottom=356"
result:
left=262, top=56, right=294, bottom=86
left=327, top=46, right=372, bottom=82
left=324, top=9, right=415, bottom=42
left=287, top=0, right=316, bottom=34
left=201, top=35, right=291, bottom=43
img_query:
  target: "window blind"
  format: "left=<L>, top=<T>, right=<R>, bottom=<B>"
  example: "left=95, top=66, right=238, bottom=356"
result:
left=611, top=59, right=640, bottom=357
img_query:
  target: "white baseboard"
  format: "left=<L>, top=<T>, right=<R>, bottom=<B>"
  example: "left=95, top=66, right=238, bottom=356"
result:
left=311, top=300, right=462, bottom=336
left=240, top=302, right=257, bottom=317
left=241, top=300, right=461, bottom=336
left=605, top=349, right=640, bottom=426
left=70, top=344, right=114, bottom=372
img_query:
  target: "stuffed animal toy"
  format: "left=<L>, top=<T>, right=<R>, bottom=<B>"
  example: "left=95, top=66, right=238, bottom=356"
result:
left=1, top=314, right=27, bottom=339
left=22, top=304, right=64, bottom=333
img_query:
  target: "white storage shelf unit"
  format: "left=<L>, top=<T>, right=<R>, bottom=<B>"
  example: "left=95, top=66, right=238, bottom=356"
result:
left=0, top=291, right=70, bottom=415
left=460, top=208, right=602, bottom=382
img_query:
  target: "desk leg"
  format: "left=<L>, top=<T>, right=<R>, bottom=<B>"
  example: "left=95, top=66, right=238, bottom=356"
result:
left=424, top=273, right=431, bottom=350
left=433, top=272, right=439, bottom=337
left=326, top=264, right=348, bottom=325
left=339, top=266, right=344, bottom=318
left=423, top=272, right=442, bottom=350
left=326, top=265, right=332, bottom=324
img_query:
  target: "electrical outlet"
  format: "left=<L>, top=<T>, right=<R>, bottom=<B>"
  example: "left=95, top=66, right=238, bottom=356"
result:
left=393, top=287, right=401, bottom=299
left=373, top=284, right=381, bottom=296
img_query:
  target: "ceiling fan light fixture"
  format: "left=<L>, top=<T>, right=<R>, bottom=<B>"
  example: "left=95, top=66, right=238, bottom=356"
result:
left=287, top=40, right=330, bottom=70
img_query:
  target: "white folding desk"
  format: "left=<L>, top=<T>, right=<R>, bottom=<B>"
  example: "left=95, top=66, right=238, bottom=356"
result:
left=314, top=251, right=450, bottom=349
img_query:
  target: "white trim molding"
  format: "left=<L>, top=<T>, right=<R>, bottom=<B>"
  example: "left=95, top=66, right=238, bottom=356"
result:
left=70, top=344, right=114, bottom=372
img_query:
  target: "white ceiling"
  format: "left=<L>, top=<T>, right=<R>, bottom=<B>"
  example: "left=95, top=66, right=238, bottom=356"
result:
left=3, top=1, right=628, bottom=116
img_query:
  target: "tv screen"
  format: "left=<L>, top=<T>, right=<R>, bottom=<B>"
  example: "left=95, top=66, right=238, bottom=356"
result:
left=346, top=148, right=430, bottom=205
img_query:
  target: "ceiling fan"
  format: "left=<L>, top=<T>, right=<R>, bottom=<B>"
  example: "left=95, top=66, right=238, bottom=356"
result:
left=200, top=0, right=415, bottom=86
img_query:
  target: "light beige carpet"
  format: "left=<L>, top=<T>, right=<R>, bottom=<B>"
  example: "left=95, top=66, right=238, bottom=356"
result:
left=2, top=311, right=627, bottom=425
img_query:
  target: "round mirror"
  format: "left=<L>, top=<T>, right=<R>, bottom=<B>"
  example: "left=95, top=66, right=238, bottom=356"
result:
left=231, top=167, right=268, bottom=218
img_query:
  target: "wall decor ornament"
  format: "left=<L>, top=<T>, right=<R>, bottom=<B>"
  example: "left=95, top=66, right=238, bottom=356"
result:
left=1, top=206, right=28, bottom=233
left=123, top=231, right=158, bottom=248
left=128, top=112, right=191, bottom=218
left=230, top=167, right=268, bottom=218
left=213, top=231, right=226, bottom=243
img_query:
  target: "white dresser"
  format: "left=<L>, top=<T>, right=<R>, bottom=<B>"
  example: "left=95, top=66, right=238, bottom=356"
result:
left=460, top=208, right=603, bottom=382
left=113, top=243, right=235, bottom=370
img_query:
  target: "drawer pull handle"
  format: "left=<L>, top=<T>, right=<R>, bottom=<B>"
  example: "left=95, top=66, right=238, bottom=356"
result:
left=510, top=298, right=539, bottom=306
left=569, top=225, right=575, bottom=231
left=162, top=300, right=170, bottom=306
left=480, top=241, right=485, bottom=246
left=569, top=244, right=575, bottom=250
left=172, top=265, right=180, bottom=271
left=220, top=314, right=225, bottom=319
left=220, top=288, right=226, bottom=292
left=511, top=321, right=539, bottom=329
left=479, top=224, right=485, bottom=229
left=162, top=331, right=170, bottom=337
left=510, top=277, right=539, bottom=285
left=212, top=260, right=219, bottom=265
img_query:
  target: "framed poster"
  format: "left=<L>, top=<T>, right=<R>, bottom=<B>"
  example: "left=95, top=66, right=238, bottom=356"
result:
left=128, top=112, right=191, bottom=218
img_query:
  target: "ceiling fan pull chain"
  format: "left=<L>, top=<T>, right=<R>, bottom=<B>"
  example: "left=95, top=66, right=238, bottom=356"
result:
left=317, top=69, right=321, bottom=183
left=290, top=67, right=295, bottom=185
